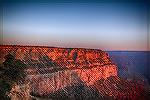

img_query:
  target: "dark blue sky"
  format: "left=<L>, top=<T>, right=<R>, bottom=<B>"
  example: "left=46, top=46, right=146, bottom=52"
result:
left=1, top=1, right=149, bottom=50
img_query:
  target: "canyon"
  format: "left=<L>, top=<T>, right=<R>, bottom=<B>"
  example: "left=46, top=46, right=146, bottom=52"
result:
left=0, top=45, right=117, bottom=95
left=1, top=45, right=148, bottom=100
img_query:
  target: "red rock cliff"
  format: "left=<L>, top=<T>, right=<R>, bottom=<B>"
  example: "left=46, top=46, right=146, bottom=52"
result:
left=0, top=45, right=118, bottom=95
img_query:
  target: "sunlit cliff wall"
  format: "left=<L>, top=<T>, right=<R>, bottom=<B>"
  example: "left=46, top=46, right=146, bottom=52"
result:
left=0, top=45, right=118, bottom=95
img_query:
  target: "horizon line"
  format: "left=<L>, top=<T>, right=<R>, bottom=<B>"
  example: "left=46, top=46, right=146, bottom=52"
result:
left=0, top=44, right=149, bottom=52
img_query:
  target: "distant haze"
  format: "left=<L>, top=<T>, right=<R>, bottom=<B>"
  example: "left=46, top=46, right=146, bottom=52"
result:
left=0, top=2, right=149, bottom=51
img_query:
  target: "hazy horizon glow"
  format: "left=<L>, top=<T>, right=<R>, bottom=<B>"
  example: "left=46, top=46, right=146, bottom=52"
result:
left=1, top=2, right=149, bottom=51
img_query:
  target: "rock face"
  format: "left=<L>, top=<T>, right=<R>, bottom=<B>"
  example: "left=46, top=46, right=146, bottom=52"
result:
left=0, top=45, right=118, bottom=95
left=8, top=83, right=31, bottom=100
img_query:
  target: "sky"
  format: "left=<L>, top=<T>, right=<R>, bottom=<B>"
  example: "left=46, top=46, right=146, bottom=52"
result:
left=0, top=1, right=149, bottom=51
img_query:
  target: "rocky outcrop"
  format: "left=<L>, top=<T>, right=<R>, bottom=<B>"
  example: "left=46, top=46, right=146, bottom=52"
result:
left=0, top=45, right=118, bottom=95
left=26, top=64, right=117, bottom=95
left=7, top=83, right=31, bottom=100
left=94, top=76, right=148, bottom=100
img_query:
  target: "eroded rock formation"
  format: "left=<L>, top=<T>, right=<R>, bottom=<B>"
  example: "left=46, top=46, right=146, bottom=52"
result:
left=0, top=45, right=118, bottom=97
